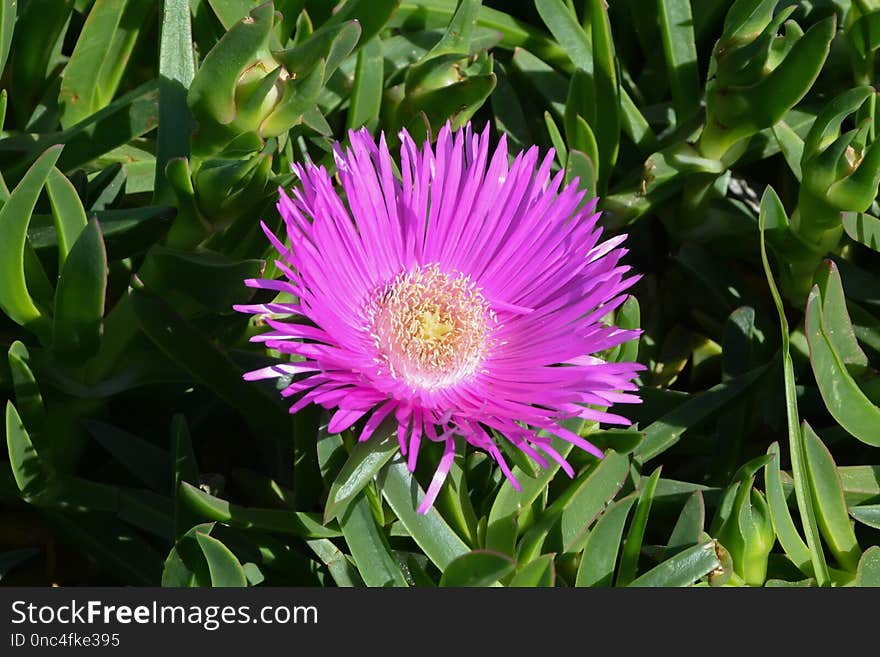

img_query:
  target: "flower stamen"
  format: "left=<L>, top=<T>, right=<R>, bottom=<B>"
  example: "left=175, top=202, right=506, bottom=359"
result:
left=367, top=264, right=492, bottom=390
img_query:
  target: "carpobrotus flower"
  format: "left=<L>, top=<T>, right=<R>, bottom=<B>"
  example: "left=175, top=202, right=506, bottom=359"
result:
left=236, top=123, right=643, bottom=512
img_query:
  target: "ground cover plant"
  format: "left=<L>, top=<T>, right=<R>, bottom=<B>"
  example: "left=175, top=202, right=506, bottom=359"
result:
left=2, top=0, right=880, bottom=588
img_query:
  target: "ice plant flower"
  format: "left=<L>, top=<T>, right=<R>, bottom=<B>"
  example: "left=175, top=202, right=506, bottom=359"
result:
left=236, top=123, right=643, bottom=513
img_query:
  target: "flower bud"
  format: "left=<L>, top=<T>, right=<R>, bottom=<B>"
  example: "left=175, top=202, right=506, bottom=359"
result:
left=187, top=1, right=359, bottom=156
left=701, top=1, right=835, bottom=160
left=715, top=477, right=775, bottom=586
left=384, top=0, right=495, bottom=139
left=800, top=86, right=880, bottom=220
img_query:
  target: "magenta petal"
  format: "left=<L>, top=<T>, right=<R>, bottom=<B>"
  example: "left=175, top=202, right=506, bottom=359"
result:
left=417, top=436, right=456, bottom=514
left=237, top=122, right=642, bottom=514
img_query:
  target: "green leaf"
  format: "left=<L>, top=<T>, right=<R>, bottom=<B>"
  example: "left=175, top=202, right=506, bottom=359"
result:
left=347, top=36, right=383, bottom=131
left=802, top=422, right=860, bottom=572
left=188, top=1, right=274, bottom=128
left=306, top=538, right=364, bottom=587
left=376, top=459, right=469, bottom=570
left=178, top=482, right=340, bottom=539
left=575, top=492, right=637, bottom=587
left=559, top=450, right=630, bottom=553
left=325, top=421, right=399, bottom=522
left=171, top=414, right=199, bottom=538
left=485, top=436, right=574, bottom=555
left=847, top=11, right=880, bottom=59
left=45, top=167, right=88, bottom=269
left=0, top=145, right=62, bottom=341
left=162, top=523, right=214, bottom=587
left=850, top=504, right=880, bottom=529
left=130, top=286, right=288, bottom=441
left=587, top=0, right=619, bottom=191
left=628, top=540, right=721, bottom=587
left=83, top=420, right=169, bottom=493
left=440, top=549, right=514, bottom=587
left=273, top=20, right=361, bottom=81
left=393, top=1, right=567, bottom=71
left=60, top=0, right=154, bottom=128
left=664, top=491, right=705, bottom=559
left=764, top=442, right=811, bottom=572
left=137, top=245, right=264, bottom=315
left=509, top=553, right=555, bottom=587
left=7, top=341, right=46, bottom=450
left=805, top=284, right=880, bottom=447
left=634, top=365, right=767, bottom=464
left=856, top=546, right=880, bottom=587
left=657, top=0, right=699, bottom=123
left=838, top=465, right=880, bottom=506
left=420, top=0, right=480, bottom=61
left=52, top=217, right=107, bottom=363
left=155, top=0, right=195, bottom=204
left=339, top=492, right=408, bottom=587
left=5, top=401, right=50, bottom=500
left=771, top=121, right=804, bottom=181
left=535, top=0, right=592, bottom=74
left=616, top=467, right=662, bottom=586
left=759, top=186, right=830, bottom=586
left=0, top=0, right=14, bottom=78
left=545, top=111, right=568, bottom=168
left=323, top=0, right=398, bottom=48
left=843, top=212, right=880, bottom=252
left=196, top=532, right=248, bottom=587
left=2, top=81, right=159, bottom=179
left=813, top=260, right=868, bottom=377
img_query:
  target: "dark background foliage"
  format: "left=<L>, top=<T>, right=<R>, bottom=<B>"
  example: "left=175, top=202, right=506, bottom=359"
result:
left=1, top=0, right=879, bottom=587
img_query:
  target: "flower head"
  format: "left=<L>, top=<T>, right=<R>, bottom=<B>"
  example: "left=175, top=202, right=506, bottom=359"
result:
left=236, top=123, right=644, bottom=512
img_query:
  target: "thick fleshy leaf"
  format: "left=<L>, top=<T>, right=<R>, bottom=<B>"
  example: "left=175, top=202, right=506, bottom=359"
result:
left=843, top=212, right=880, bottom=252
left=339, top=492, right=408, bottom=587
left=856, top=546, right=880, bottom=587
left=664, top=491, right=705, bottom=559
left=657, top=0, right=699, bottom=123
left=178, top=482, right=340, bottom=539
left=154, top=0, right=195, bottom=204
left=0, top=145, right=62, bottom=340
left=764, top=442, right=811, bottom=573
left=558, top=450, right=630, bottom=553
left=5, top=401, right=50, bottom=500
left=45, top=167, right=88, bottom=268
left=509, top=554, right=555, bottom=587
left=575, top=492, right=637, bottom=587
left=634, top=365, right=766, bottom=463
left=802, top=422, right=860, bottom=572
left=325, top=421, right=400, bottom=522
left=347, top=37, right=383, bottom=131
left=805, top=284, right=880, bottom=448
left=616, top=467, right=662, bottom=586
left=759, top=189, right=829, bottom=585
left=628, top=541, right=721, bottom=587
left=376, top=459, right=469, bottom=570
left=52, top=217, right=107, bottom=363
left=162, top=523, right=215, bottom=587
left=59, top=0, right=154, bottom=128
left=440, top=549, right=514, bottom=587
left=196, top=532, right=248, bottom=587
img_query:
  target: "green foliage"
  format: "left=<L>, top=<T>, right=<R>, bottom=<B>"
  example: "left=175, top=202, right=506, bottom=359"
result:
left=2, top=0, right=880, bottom=589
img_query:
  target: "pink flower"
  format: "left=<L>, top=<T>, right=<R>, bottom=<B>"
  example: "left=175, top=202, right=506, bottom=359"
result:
left=236, top=123, right=643, bottom=512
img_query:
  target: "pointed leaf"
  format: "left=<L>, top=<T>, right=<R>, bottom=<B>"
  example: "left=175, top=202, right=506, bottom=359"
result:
left=52, top=217, right=107, bottom=362
left=440, top=549, right=514, bottom=587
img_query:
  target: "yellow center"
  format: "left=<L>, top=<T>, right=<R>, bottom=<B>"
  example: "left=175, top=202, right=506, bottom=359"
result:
left=366, top=264, right=492, bottom=390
